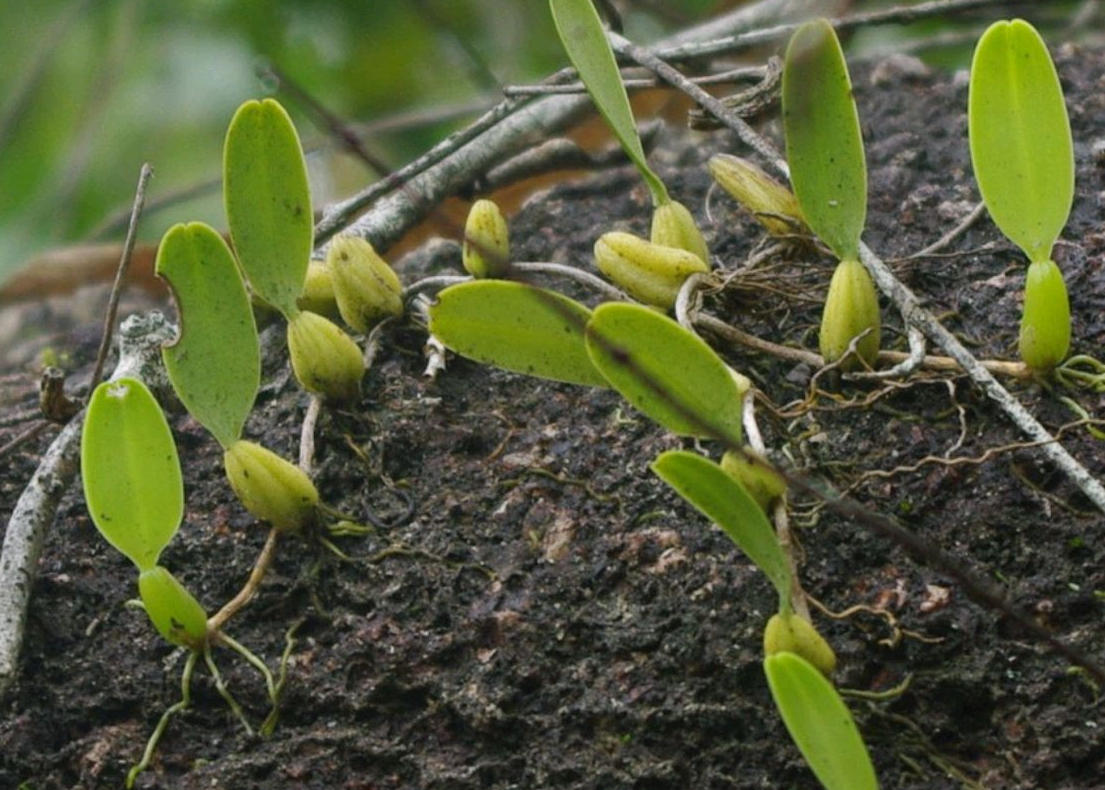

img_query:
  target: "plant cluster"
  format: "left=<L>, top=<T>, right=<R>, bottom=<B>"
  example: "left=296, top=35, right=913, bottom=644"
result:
left=81, top=98, right=404, bottom=786
left=75, top=3, right=1101, bottom=788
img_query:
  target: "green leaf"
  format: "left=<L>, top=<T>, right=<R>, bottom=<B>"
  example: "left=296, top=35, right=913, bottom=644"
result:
left=764, top=652, right=879, bottom=790
left=969, top=19, right=1073, bottom=263
left=652, top=450, right=790, bottom=603
left=585, top=303, right=744, bottom=440
left=224, top=98, right=314, bottom=315
left=428, top=280, right=608, bottom=387
left=549, top=0, right=668, bottom=206
left=81, top=378, right=183, bottom=571
left=783, top=19, right=867, bottom=261
left=138, top=566, right=208, bottom=649
left=158, top=222, right=260, bottom=448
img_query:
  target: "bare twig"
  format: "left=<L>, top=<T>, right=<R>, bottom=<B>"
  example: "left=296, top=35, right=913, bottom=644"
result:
left=902, top=200, right=987, bottom=260
left=260, top=62, right=392, bottom=178
left=88, top=163, right=153, bottom=392
left=609, top=32, right=780, bottom=165
left=316, top=0, right=827, bottom=250
left=503, top=64, right=769, bottom=97
left=858, top=241, right=1105, bottom=513
left=0, top=312, right=174, bottom=699
left=654, top=0, right=1035, bottom=63
left=480, top=123, right=662, bottom=192
left=0, top=422, right=49, bottom=464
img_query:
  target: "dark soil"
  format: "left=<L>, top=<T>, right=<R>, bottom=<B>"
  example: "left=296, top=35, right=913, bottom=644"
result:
left=3, top=43, right=1105, bottom=790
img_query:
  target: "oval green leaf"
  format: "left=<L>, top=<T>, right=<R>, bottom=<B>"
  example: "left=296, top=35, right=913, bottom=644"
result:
left=783, top=19, right=867, bottom=261
left=158, top=222, right=260, bottom=448
left=585, top=302, right=744, bottom=440
left=138, top=566, right=208, bottom=650
left=968, top=19, right=1073, bottom=263
left=81, top=378, right=183, bottom=571
left=428, top=280, right=608, bottom=387
left=224, top=98, right=313, bottom=315
left=549, top=0, right=668, bottom=205
left=764, top=652, right=879, bottom=790
left=652, top=450, right=790, bottom=604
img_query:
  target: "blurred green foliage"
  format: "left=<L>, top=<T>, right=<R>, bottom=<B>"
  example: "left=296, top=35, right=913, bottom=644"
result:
left=0, top=0, right=728, bottom=285
left=0, top=0, right=1086, bottom=286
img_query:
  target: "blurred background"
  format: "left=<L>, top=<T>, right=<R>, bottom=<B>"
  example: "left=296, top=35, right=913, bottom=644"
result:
left=0, top=0, right=1096, bottom=288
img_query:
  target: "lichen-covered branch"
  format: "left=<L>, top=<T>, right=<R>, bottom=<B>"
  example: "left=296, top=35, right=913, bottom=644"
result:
left=318, top=0, right=826, bottom=253
left=0, top=312, right=175, bottom=699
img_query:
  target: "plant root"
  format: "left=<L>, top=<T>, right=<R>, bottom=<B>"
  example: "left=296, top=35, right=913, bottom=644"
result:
left=126, top=650, right=198, bottom=789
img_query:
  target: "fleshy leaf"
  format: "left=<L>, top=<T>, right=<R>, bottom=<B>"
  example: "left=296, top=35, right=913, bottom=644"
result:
left=968, top=19, right=1073, bottom=263
left=585, top=303, right=744, bottom=440
left=138, top=566, right=208, bottom=650
left=81, top=378, right=183, bottom=571
left=764, top=652, right=879, bottom=790
left=783, top=19, right=867, bottom=261
left=652, top=450, right=789, bottom=604
left=549, top=0, right=668, bottom=205
left=224, top=98, right=313, bottom=315
left=428, top=280, right=608, bottom=387
left=158, top=222, right=260, bottom=448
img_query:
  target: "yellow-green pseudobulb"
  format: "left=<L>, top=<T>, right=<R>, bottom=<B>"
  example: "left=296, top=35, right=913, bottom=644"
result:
left=287, top=310, right=365, bottom=402
left=463, top=199, right=511, bottom=279
left=819, top=257, right=880, bottom=370
left=224, top=439, right=319, bottom=532
left=720, top=449, right=786, bottom=513
left=137, top=566, right=208, bottom=650
left=594, top=231, right=709, bottom=310
left=327, top=235, right=404, bottom=333
left=708, top=154, right=807, bottom=238
left=764, top=611, right=837, bottom=678
left=650, top=200, right=710, bottom=265
left=1020, top=259, right=1070, bottom=372
left=297, top=260, right=341, bottom=321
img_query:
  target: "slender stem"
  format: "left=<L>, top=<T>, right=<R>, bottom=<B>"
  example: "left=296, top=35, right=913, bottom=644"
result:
left=696, top=312, right=1033, bottom=379
left=207, top=528, right=281, bottom=633
left=126, top=650, right=197, bottom=789
left=742, top=390, right=809, bottom=620
left=514, top=262, right=630, bottom=302
left=88, top=163, right=153, bottom=392
left=405, top=274, right=471, bottom=298
left=675, top=273, right=707, bottom=333
left=848, top=326, right=927, bottom=381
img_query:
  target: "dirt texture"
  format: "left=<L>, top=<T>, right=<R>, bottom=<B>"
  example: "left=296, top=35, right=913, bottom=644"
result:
left=3, top=44, right=1105, bottom=790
